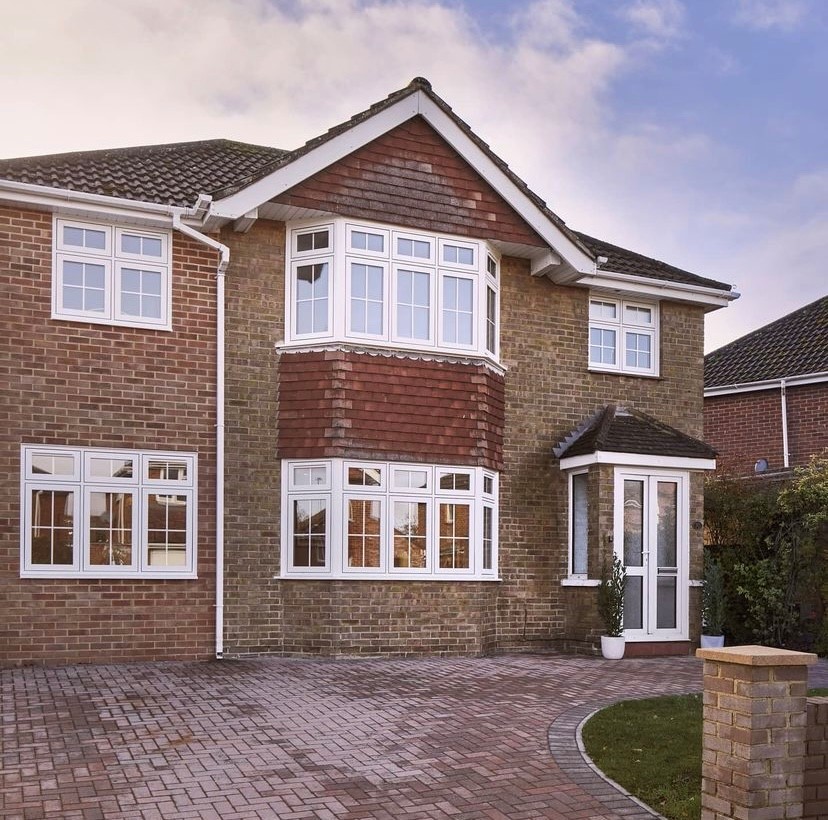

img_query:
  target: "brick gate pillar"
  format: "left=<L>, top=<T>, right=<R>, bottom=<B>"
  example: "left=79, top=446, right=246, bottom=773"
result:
left=697, top=645, right=818, bottom=820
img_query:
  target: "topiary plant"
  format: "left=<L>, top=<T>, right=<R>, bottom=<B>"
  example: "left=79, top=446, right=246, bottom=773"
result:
left=702, top=552, right=726, bottom=636
left=598, top=554, right=626, bottom=637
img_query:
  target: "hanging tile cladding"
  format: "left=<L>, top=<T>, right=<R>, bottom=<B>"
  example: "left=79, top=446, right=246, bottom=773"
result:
left=272, top=116, right=545, bottom=247
left=277, top=350, right=505, bottom=470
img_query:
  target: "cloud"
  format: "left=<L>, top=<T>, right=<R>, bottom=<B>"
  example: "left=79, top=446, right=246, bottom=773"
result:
left=730, top=0, right=809, bottom=31
left=619, top=0, right=686, bottom=40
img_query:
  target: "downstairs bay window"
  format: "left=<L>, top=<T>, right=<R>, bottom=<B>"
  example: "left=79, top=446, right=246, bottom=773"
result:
left=21, top=445, right=197, bottom=578
left=281, top=459, right=498, bottom=579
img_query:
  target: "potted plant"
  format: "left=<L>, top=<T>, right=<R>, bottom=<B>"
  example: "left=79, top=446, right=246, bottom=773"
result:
left=597, top=553, right=626, bottom=659
left=701, top=552, right=726, bottom=648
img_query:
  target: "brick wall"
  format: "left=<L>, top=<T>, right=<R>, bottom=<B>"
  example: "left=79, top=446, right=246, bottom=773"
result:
left=704, top=382, right=828, bottom=476
left=498, top=256, right=707, bottom=651
left=278, top=351, right=504, bottom=469
left=221, top=212, right=709, bottom=656
left=0, top=205, right=217, bottom=664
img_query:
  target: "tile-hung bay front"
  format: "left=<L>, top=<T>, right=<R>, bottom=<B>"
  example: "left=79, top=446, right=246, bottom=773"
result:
left=555, top=406, right=716, bottom=652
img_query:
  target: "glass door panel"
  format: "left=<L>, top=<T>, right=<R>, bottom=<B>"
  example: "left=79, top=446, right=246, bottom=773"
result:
left=655, top=481, right=678, bottom=630
left=622, top=479, right=646, bottom=629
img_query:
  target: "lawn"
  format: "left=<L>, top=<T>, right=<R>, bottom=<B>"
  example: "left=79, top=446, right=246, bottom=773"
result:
left=581, top=693, right=703, bottom=820
left=582, top=689, right=828, bottom=820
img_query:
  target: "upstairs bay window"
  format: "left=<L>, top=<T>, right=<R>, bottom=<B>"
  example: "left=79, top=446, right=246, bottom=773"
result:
left=286, top=220, right=500, bottom=360
left=588, top=296, right=658, bottom=376
left=53, top=217, right=171, bottom=330
left=282, top=458, right=498, bottom=580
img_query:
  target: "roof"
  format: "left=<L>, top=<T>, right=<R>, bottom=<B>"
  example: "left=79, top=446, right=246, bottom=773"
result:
left=0, top=138, right=287, bottom=207
left=0, top=77, right=731, bottom=294
left=705, top=295, right=828, bottom=388
left=554, top=405, right=716, bottom=460
left=577, top=232, right=730, bottom=291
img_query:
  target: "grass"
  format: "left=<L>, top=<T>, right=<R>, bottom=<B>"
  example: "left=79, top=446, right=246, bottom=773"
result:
left=581, top=693, right=704, bottom=820
left=582, top=688, right=828, bottom=820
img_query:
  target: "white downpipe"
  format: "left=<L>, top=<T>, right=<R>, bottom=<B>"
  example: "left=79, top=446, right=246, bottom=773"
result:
left=172, top=212, right=229, bottom=660
left=781, top=379, right=790, bottom=469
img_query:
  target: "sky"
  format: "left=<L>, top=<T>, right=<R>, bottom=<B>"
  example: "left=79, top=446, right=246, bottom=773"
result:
left=1, top=0, right=825, bottom=352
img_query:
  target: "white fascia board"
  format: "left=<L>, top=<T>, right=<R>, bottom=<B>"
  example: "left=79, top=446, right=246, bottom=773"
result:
left=578, top=270, right=737, bottom=309
left=209, top=91, right=596, bottom=275
left=415, top=97, right=595, bottom=274
left=210, top=95, right=420, bottom=220
left=559, top=451, right=716, bottom=471
left=704, top=371, right=828, bottom=397
left=0, top=178, right=183, bottom=227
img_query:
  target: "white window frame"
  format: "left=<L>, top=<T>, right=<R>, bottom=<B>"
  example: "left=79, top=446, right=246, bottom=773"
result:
left=52, top=217, right=172, bottom=330
left=568, top=469, right=589, bottom=579
left=280, top=458, right=499, bottom=580
left=588, top=295, right=659, bottom=376
left=20, top=444, right=197, bottom=578
left=284, top=218, right=500, bottom=362
left=613, top=467, right=689, bottom=642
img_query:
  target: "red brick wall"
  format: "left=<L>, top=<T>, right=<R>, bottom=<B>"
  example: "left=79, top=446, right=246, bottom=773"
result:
left=787, top=383, right=828, bottom=466
left=278, top=351, right=504, bottom=470
left=274, top=116, right=545, bottom=246
left=704, top=383, right=828, bottom=475
left=0, top=205, right=217, bottom=664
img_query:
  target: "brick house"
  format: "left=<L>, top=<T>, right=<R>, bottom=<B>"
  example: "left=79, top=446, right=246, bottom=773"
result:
left=0, top=78, right=736, bottom=664
left=705, top=295, right=828, bottom=477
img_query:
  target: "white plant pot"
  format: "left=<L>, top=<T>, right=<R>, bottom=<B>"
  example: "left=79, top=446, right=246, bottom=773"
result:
left=601, top=635, right=626, bottom=659
left=700, top=634, right=725, bottom=649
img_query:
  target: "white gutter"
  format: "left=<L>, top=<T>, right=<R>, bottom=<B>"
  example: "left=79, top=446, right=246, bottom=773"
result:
left=172, top=211, right=229, bottom=660
left=704, top=371, right=828, bottom=397
left=780, top=379, right=790, bottom=469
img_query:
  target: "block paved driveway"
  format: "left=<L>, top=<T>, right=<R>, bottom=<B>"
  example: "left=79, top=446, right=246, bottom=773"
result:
left=5, top=654, right=828, bottom=820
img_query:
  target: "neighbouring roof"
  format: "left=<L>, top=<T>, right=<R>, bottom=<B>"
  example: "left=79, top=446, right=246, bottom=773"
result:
left=554, top=405, right=717, bottom=460
left=705, top=295, right=828, bottom=388
left=0, top=77, right=732, bottom=294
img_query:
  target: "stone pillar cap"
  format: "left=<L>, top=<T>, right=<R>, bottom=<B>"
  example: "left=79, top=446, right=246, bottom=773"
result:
left=696, top=644, right=818, bottom=666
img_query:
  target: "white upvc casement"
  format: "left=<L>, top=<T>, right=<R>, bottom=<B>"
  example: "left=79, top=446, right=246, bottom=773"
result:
left=567, top=469, right=590, bottom=579
left=52, top=217, right=172, bottom=330
left=588, top=295, right=659, bottom=377
left=283, top=218, right=501, bottom=362
left=613, top=467, right=690, bottom=642
left=20, top=444, right=197, bottom=579
left=280, top=458, right=499, bottom=580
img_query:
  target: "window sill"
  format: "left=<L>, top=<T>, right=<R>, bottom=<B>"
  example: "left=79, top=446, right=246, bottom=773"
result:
left=588, top=366, right=660, bottom=379
left=276, top=339, right=506, bottom=374
left=21, top=571, right=197, bottom=580
left=275, top=573, right=501, bottom=582
left=52, top=312, right=173, bottom=332
left=560, top=578, right=600, bottom=587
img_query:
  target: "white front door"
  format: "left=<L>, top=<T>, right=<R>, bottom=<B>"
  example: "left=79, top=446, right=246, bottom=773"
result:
left=614, top=470, right=689, bottom=641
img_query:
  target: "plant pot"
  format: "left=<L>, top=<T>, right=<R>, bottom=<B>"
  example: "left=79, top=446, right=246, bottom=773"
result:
left=601, top=635, right=626, bottom=659
left=700, top=634, right=725, bottom=649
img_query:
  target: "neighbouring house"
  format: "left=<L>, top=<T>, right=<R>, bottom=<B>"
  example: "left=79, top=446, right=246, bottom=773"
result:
left=0, top=78, right=736, bottom=665
left=705, top=295, right=828, bottom=478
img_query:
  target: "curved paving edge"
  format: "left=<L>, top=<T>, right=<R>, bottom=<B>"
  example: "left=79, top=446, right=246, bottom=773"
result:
left=548, top=702, right=666, bottom=820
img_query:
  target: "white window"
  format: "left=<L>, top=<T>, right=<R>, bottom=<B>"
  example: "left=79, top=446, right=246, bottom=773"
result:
left=569, top=471, right=589, bottom=577
left=588, top=296, right=658, bottom=375
left=53, top=218, right=171, bottom=329
left=21, top=445, right=197, bottom=578
left=284, top=219, right=500, bottom=360
left=282, top=459, right=498, bottom=580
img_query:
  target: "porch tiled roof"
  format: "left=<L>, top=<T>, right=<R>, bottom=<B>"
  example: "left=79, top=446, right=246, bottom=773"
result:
left=705, top=295, right=828, bottom=388
left=554, top=405, right=716, bottom=460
